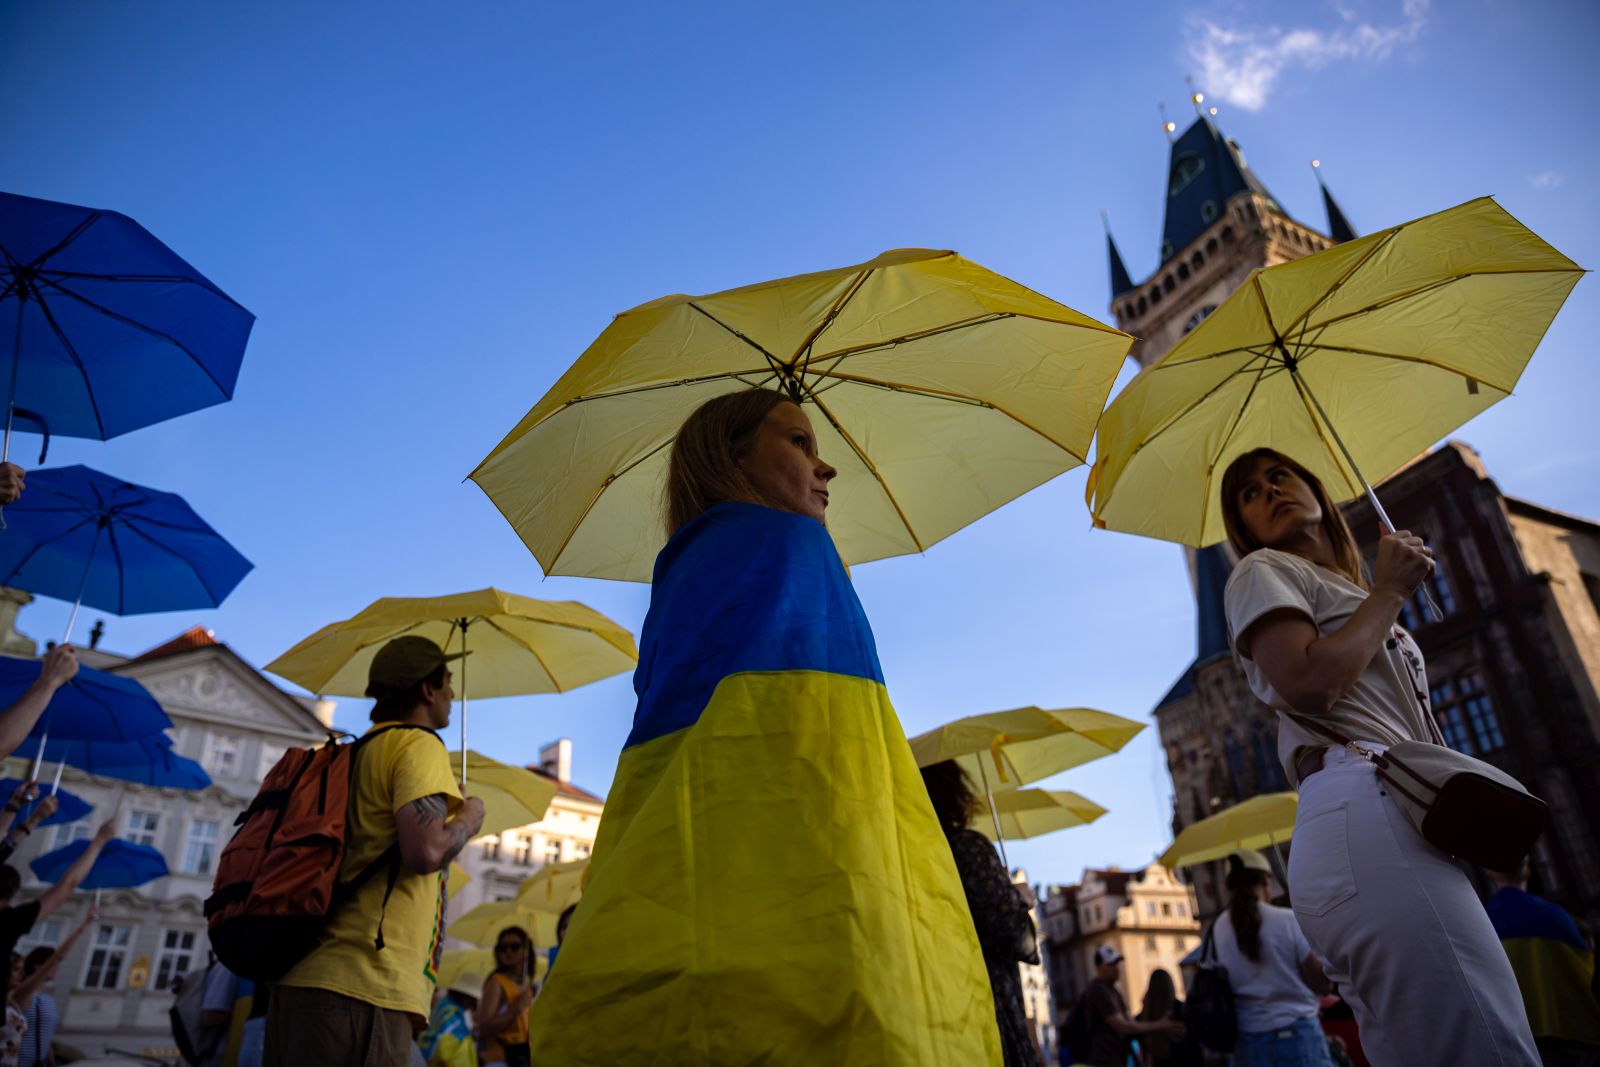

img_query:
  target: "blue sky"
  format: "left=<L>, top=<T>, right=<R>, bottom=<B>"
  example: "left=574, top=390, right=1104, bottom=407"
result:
left=2, top=0, right=1595, bottom=887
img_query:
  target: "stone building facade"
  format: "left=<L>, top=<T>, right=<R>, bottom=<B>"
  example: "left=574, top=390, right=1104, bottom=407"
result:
left=2, top=623, right=333, bottom=1060
left=445, top=737, right=604, bottom=933
left=1039, top=864, right=1201, bottom=1021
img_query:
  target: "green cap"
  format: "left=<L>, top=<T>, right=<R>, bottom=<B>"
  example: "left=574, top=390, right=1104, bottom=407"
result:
left=365, top=635, right=468, bottom=696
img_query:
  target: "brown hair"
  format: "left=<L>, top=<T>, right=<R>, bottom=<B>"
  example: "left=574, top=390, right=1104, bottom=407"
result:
left=920, top=760, right=980, bottom=834
left=1219, top=448, right=1365, bottom=588
left=1225, top=861, right=1271, bottom=963
left=665, top=389, right=792, bottom=535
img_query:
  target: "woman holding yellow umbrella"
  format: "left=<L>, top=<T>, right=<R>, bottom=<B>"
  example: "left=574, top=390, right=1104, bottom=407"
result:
left=477, top=925, right=534, bottom=1067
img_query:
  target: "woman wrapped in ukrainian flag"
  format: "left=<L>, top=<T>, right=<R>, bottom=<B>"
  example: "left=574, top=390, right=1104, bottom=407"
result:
left=527, top=389, right=1003, bottom=1065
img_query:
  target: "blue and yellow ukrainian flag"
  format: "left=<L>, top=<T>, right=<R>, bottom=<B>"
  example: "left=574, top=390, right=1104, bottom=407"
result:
left=527, top=502, right=1002, bottom=1066
left=1486, top=886, right=1600, bottom=1047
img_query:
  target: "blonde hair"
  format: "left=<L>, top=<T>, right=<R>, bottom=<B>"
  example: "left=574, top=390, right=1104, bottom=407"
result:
left=666, top=389, right=792, bottom=535
left=1219, top=448, right=1366, bottom=588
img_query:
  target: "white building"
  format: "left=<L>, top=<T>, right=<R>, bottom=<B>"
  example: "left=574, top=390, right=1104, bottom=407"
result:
left=0, top=609, right=332, bottom=1061
left=446, top=738, right=603, bottom=939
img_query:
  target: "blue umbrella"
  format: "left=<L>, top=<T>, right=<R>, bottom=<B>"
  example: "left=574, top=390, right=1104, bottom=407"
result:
left=0, top=191, right=253, bottom=457
left=11, top=734, right=210, bottom=791
left=0, top=465, right=252, bottom=640
left=0, top=657, right=171, bottom=743
left=0, top=777, right=91, bottom=826
left=30, top=837, right=168, bottom=890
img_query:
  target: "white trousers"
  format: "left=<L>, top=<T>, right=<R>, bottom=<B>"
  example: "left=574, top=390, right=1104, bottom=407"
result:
left=1289, top=744, right=1539, bottom=1067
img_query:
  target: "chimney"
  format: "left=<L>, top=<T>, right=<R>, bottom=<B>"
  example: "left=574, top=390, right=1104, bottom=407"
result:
left=539, top=738, right=572, bottom=784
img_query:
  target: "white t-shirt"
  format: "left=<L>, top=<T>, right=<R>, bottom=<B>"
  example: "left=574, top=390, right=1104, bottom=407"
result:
left=1223, top=548, right=1437, bottom=785
left=1211, top=903, right=1321, bottom=1033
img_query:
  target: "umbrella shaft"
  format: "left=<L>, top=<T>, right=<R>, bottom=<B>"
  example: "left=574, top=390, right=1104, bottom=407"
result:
left=1294, top=370, right=1443, bottom=622
left=975, top=759, right=1009, bottom=870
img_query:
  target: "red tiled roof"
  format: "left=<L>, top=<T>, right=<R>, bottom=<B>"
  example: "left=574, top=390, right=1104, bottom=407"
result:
left=526, top=764, right=605, bottom=804
left=130, top=626, right=218, bottom=663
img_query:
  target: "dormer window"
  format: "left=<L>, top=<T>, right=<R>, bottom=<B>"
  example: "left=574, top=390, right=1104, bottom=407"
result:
left=1168, top=153, right=1205, bottom=198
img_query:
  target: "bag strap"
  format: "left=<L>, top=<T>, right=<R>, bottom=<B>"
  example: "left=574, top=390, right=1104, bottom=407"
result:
left=1200, top=917, right=1219, bottom=966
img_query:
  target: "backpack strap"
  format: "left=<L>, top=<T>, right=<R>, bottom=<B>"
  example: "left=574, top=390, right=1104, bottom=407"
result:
left=340, top=724, right=448, bottom=952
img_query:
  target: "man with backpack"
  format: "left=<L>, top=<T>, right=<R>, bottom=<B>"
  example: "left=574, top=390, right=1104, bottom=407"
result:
left=1070, top=944, right=1184, bottom=1067
left=265, top=636, right=485, bottom=1066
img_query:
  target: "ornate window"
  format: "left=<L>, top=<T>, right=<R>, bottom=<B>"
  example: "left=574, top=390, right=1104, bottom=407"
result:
left=125, top=811, right=159, bottom=847
left=1168, top=154, right=1206, bottom=197
left=82, top=925, right=133, bottom=990
left=204, top=734, right=240, bottom=777
left=183, top=819, right=220, bottom=876
left=1431, top=669, right=1505, bottom=755
left=155, top=929, right=198, bottom=991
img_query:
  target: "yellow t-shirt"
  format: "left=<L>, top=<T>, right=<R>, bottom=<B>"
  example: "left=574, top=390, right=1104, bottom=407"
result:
left=278, top=723, right=461, bottom=1022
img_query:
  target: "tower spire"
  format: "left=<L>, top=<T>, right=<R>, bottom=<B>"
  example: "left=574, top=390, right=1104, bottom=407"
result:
left=1311, top=159, right=1358, bottom=243
left=1102, top=210, right=1134, bottom=297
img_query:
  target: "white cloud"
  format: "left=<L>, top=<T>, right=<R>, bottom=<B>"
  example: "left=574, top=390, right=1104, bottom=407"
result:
left=1186, top=1, right=1429, bottom=112
left=1527, top=171, right=1564, bottom=190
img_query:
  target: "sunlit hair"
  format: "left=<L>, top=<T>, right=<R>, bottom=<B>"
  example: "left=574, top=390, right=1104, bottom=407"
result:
left=1219, top=448, right=1365, bottom=588
left=665, top=389, right=793, bottom=535
left=919, top=760, right=979, bottom=834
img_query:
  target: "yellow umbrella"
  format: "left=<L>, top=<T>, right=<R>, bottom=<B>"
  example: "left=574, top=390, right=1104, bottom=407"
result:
left=975, top=788, right=1107, bottom=842
left=437, top=947, right=549, bottom=995
left=471, top=249, right=1132, bottom=582
left=450, top=899, right=561, bottom=949
left=265, top=588, right=637, bottom=785
left=446, top=861, right=471, bottom=898
left=448, top=750, right=557, bottom=838
left=1159, top=792, right=1298, bottom=868
left=514, top=858, right=587, bottom=912
left=1089, top=197, right=1583, bottom=548
left=908, top=706, right=1144, bottom=865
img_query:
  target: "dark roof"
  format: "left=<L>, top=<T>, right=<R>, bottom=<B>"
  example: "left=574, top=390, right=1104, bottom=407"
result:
left=1160, top=117, right=1287, bottom=260
left=1106, top=228, right=1135, bottom=297
left=527, top=764, right=605, bottom=804
left=1316, top=172, right=1358, bottom=243
left=1090, top=869, right=1134, bottom=897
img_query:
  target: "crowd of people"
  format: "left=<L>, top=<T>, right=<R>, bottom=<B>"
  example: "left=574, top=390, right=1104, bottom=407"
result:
left=1, top=395, right=1598, bottom=1067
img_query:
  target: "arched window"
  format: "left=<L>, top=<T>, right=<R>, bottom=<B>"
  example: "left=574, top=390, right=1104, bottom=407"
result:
left=1191, top=252, right=1204, bottom=271
left=1177, top=263, right=1190, bottom=281
left=1168, top=154, right=1206, bottom=197
left=1162, top=275, right=1176, bottom=294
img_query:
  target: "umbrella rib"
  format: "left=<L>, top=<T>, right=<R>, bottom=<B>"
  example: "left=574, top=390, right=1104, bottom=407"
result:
left=1124, top=353, right=1272, bottom=459
left=794, top=376, right=925, bottom=552
left=556, top=368, right=775, bottom=407
left=479, top=615, right=563, bottom=691
left=1278, top=229, right=1400, bottom=338
left=113, top=513, right=228, bottom=607
left=36, top=276, right=234, bottom=400
left=812, top=369, right=1088, bottom=464
left=1146, top=343, right=1266, bottom=370
left=1286, top=372, right=1364, bottom=499
left=805, top=312, right=1015, bottom=370
left=543, top=434, right=677, bottom=575
left=27, top=212, right=105, bottom=271
left=29, top=288, right=111, bottom=439
left=684, top=302, right=786, bottom=380
left=0, top=513, right=98, bottom=586
left=1301, top=341, right=1510, bottom=383
left=791, top=269, right=874, bottom=370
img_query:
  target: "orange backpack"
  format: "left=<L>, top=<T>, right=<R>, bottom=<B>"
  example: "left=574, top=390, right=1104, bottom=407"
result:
left=204, top=724, right=437, bottom=981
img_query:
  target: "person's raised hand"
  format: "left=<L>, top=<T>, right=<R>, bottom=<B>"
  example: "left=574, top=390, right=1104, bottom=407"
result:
left=459, top=795, right=486, bottom=837
left=1163, top=1019, right=1187, bottom=1039
left=0, top=463, right=24, bottom=505
left=93, top=819, right=116, bottom=844
left=40, top=645, right=79, bottom=689
left=7, top=780, right=38, bottom=810
left=1373, top=528, right=1434, bottom=601
left=29, top=793, right=58, bottom=824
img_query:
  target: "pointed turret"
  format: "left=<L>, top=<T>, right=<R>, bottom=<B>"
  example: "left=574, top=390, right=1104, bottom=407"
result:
left=1159, top=115, right=1289, bottom=261
left=1103, top=211, right=1135, bottom=297
left=1312, top=160, right=1358, bottom=243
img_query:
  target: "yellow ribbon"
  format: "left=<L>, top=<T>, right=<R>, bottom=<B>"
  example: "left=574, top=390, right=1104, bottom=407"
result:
left=989, top=733, right=1011, bottom=783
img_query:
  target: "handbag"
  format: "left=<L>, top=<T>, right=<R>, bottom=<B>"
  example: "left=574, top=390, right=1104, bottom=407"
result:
left=1290, top=712, right=1548, bottom=872
left=1184, top=921, right=1236, bottom=1053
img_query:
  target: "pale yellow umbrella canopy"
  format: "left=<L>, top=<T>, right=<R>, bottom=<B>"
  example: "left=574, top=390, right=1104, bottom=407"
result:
left=975, top=788, right=1108, bottom=842
left=449, top=899, right=561, bottom=949
left=908, top=707, right=1146, bottom=792
left=470, top=248, right=1132, bottom=581
left=515, top=857, right=587, bottom=913
left=437, top=947, right=549, bottom=994
left=446, top=862, right=471, bottom=898
left=1088, top=197, right=1584, bottom=546
left=1159, top=792, right=1298, bottom=868
left=264, top=588, right=637, bottom=699
left=449, top=750, right=557, bottom=838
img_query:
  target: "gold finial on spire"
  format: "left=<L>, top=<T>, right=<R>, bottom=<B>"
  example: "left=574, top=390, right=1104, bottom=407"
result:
left=1158, top=102, right=1176, bottom=142
left=1185, top=75, right=1207, bottom=117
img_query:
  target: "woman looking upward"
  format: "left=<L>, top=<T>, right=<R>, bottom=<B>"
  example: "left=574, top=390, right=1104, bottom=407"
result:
left=1219, top=447, right=1537, bottom=1067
